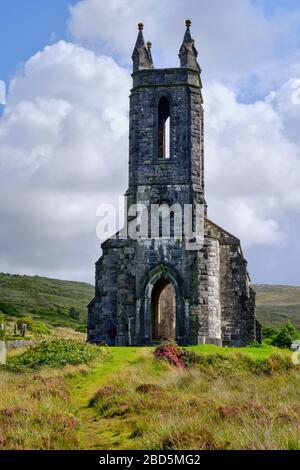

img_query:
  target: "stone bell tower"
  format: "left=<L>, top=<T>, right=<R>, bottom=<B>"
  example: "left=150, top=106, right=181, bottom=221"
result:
left=126, top=20, right=205, bottom=224
left=87, top=21, right=260, bottom=347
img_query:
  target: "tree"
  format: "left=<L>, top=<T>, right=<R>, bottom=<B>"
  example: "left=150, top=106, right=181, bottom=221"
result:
left=69, top=307, right=80, bottom=321
left=16, top=316, right=50, bottom=335
left=17, top=315, right=35, bottom=330
left=262, top=326, right=279, bottom=341
left=272, top=321, right=298, bottom=349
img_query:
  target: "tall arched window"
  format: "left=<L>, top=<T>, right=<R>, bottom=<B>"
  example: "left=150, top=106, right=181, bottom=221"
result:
left=157, top=97, right=170, bottom=159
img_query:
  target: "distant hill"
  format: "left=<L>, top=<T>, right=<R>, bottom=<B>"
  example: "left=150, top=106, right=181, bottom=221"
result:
left=0, top=273, right=299, bottom=331
left=0, top=273, right=94, bottom=329
left=254, top=284, right=300, bottom=330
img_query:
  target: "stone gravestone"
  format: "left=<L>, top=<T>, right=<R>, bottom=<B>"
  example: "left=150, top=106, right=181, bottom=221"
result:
left=0, top=341, right=6, bottom=365
left=21, top=323, right=27, bottom=337
left=0, top=323, right=5, bottom=341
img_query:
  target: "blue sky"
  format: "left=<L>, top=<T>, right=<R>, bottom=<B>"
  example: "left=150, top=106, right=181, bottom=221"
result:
left=0, top=0, right=297, bottom=81
left=254, top=0, right=300, bottom=15
left=0, top=0, right=76, bottom=83
left=0, top=0, right=299, bottom=285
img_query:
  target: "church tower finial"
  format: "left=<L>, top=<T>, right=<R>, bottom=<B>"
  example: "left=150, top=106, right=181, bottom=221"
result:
left=179, top=19, right=200, bottom=71
left=132, top=23, right=154, bottom=73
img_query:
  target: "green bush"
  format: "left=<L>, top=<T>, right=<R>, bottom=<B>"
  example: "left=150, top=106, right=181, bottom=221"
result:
left=262, top=338, right=273, bottom=345
left=182, top=349, right=202, bottom=366
left=4, top=339, right=101, bottom=371
left=69, top=307, right=80, bottom=321
left=247, top=340, right=262, bottom=348
left=17, top=316, right=51, bottom=335
left=75, top=324, right=87, bottom=333
left=272, top=321, right=298, bottom=349
left=32, top=322, right=51, bottom=335
left=0, top=302, right=19, bottom=317
left=262, top=326, right=279, bottom=340
left=17, top=315, right=35, bottom=329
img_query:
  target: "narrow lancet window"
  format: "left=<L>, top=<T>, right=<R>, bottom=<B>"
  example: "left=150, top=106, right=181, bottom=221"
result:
left=157, top=97, right=170, bottom=159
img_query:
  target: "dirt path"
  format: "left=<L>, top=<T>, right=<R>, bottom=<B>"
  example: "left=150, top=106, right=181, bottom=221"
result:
left=68, top=347, right=140, bottom=450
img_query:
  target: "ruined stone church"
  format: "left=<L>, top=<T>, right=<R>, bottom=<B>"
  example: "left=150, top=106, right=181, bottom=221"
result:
left=88, top=20, right=260, bottom=347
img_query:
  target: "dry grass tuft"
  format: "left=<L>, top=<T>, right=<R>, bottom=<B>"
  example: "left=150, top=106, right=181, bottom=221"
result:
left=87, top=348, right=300, bottom=450
left=1, top=345, right=300, bottom=450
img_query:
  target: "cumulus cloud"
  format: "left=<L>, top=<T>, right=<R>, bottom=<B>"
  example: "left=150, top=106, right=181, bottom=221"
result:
left=68, top=0, right=300, bottom=91
left=204, top=81, right=300, bottom=246
left=4, top=41, right=130, bottom=191
left=0, top=40, right=130, bottom=281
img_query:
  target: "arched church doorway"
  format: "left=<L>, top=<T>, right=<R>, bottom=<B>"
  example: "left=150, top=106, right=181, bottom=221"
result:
left=152, top=279, right=176, bottom=341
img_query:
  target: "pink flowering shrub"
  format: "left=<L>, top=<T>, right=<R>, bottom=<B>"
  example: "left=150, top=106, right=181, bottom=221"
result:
left=154, top=341, right=186, bottom=369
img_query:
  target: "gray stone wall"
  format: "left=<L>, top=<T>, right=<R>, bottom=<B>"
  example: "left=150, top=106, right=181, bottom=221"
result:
left=205, top=219, right=257, bottom=346
left=88, top=217, right=257, bottom=346
left=206, top=239, right=222, bottom=344
left=5, top=340, right=37, bottom=350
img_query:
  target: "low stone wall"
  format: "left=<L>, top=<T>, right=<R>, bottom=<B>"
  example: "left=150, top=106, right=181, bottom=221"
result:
left=5, top=340, right=37, bottom=350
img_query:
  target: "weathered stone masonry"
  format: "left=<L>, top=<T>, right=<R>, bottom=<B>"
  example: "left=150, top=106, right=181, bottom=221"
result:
left=88, top=21, right=261, bottom=347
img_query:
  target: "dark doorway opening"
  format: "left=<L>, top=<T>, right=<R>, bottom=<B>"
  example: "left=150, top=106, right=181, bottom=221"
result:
left=152, top=279, right=176, bottom=340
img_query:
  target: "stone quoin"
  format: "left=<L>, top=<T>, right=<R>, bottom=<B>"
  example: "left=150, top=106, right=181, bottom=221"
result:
left=87, top=20, right=261, bottom=346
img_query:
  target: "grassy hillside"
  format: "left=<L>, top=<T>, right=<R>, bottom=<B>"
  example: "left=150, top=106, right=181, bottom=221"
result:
left=1, top=344, right=299, bottom=450
left=0, top=273, right=299, bottom=331
left=0, top=273, right=94, bottom=329
left=254, top=284, right=300, bottom=330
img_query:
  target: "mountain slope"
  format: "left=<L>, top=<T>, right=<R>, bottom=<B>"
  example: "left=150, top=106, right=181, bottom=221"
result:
left=0, top=273, right=94, bottom=329
left=254, top=284, right=300, bottom=330
left=0, top=273, right=299, bottom=330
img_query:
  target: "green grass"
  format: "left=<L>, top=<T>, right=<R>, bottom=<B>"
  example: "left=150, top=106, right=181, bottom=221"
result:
left=0, top=273, right=94, bottom=329
left=0, top=344, right=299, bottom=450
left=188, top=343, right=291, bottom=360
left=68, top=347, right=142, bottom=450
left=83, top=346, right=300, bottom=450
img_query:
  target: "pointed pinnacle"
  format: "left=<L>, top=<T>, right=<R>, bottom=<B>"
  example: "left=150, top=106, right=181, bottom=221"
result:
left=182, top=19, right=193, bottom=44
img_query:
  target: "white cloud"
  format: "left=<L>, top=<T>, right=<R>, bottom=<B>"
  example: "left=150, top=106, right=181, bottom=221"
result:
left=1, top=40, right=130, bottom=190
left=204, top=81, right=300, bottom=246
left=0, top=40, right=130, bottom=281
left=266, top=78, right=300, bottom=145
left=68, top=0, right=300, bottom=90
left=208, top=198, right=284, bottom=246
